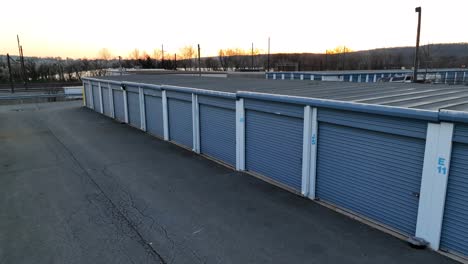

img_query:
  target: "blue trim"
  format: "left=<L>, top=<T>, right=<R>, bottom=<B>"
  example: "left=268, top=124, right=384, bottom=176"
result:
left=84, top=79, right=468, bottom=124
left=439, top=110, right=468, bottom=124
left=162, top=85, right=236, bottom=99
left=237, top=91, right=439, bottom=122
left=83, top=77, right=122, bottom=86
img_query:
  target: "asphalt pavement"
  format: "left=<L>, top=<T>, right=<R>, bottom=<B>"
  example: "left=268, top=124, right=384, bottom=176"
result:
left=0, top=101, right=460, bottom=264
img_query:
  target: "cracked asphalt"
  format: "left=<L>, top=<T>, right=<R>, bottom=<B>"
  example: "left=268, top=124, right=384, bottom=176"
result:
left=0, top=101, right=459, bottom=264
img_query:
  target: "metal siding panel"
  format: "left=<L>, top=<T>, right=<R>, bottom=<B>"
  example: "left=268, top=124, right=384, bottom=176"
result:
left=198, top=96, right=236, bottom=110
left=127, top=92, right=141, bottom=128
left=144, top=95, right=164, bottom=137
left=318, top=108, right=427, bottom=139
left=360, top=74, right=367, bottom=82
left=167, top=90, right=192, bottom=101
left=92, top=84, right=101, bottom=113
left=244, top=99, right=304, bottom=118
left=453, top=124, right=468, bottom=144
left=102, top=87, right=111, bottom=116
left=440, top=143, right=468, bottom=257
left=245, top=110, right=303, bottom=191
left=316, top=122, right=425, bottom=235
left=143, top=89, right=162, bottom=97
left=168, top=98, right=193, bottom=148
left=84, top=83, right=92, bottom=108
left=113, top=90, right=125, bottom=122
left=200, top=104, right=236, bottom=166
left=125, top=85, right=139, bottom=93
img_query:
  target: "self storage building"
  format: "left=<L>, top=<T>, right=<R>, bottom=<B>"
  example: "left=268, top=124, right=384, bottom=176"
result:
left=266, top=68, right=468, bottom=85
left=82, top=75, right=468, bottom=261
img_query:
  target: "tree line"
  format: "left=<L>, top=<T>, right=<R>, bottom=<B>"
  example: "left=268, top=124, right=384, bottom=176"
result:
left=1, top=43, right=466, bottom=84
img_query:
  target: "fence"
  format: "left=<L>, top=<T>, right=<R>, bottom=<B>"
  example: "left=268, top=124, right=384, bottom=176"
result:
left=82, top=77, right=468, bottom=261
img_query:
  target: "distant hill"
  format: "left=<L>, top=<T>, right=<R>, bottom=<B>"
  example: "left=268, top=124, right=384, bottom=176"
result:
left=265, top=43, right=468, bottom=71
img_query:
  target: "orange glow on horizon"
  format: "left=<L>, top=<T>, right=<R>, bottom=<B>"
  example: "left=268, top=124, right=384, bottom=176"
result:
left=1, top=0, right=467, bottom=59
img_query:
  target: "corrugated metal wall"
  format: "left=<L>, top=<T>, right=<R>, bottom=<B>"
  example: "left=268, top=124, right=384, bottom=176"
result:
left=144, top=92, right=164, bottom=138
left=316, top=111, right=426, bottom=235
left=84, top=83, right=92, bottom=108
left=199, top=96, right=236, bottom=166
left=113, top=90, right=125, bottom=122
left=167, top=92, right=193, bottom=149
left=92, top=83, right=101, bottom=113
left=127, top=91, right=141, bottom=128
left=440, top=124, right=468, bottom=258
left=245, top=100, right=304, bottom=191
left=101, top=86, right=111, bottom=117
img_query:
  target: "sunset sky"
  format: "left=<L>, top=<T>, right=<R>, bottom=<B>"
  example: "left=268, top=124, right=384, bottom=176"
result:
left=1, top=0, right=467, bottom=59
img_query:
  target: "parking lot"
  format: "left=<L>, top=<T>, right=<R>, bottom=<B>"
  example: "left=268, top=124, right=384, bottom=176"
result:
left=0, top=101, right=459, bottom=264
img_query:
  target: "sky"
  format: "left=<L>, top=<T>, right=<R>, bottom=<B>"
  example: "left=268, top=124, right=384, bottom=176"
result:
left=1, top=0, right=467, bottom=59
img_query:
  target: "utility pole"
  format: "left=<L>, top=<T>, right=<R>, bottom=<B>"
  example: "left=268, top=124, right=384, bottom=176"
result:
left=7, top=54, right=14, bottom=93
left=267, top=37, right=270, bottom=72
left=413, top=7, right=422, bottom=83
left=251, top=42, right=254, bottom=70
left=119, top=56, right=122, bottom=76
left=174, top=53, right=177, bottom=70
left=197, top=44, right=201, bottom=77
left=17, top=35, right=27, bottom=88
left=161, top=44, right=164, bottom=69
left=342, top=46, right=346, bottom=70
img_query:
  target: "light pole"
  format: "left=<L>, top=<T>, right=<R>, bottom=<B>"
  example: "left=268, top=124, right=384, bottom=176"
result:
left=413, top=6, right=422, bottom=83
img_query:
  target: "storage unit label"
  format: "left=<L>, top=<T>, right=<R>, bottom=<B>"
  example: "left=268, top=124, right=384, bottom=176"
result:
left=245, top=102, right=304, bottom=191
left=440, top=125, right=468, bottom=257
left=316, top=122, right=425, bottom=235
left=168, top=96, right=193, bottom=149
left=144, top=94, right=164, bottom=137
left=113, top=90, right=126, bottom=122
left=199, top=96, right=236, bottom=166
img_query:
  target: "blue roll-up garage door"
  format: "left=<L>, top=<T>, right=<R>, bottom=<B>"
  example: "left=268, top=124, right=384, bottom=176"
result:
left=440, top=124, right=468, bottom=258
left=84, top=82, right=92, bottom=108
left=167, top=91, right=193, bottom=149
left=199, top=96, right=236, bottom=166
left=316, top=109, right=426, bottom=236
left=144, top=90, right=164, bottom=138
left=245, top=100, right=304, bottom=191
left=113, top=89, right=125, bottom=122
left=127, top=89, right=141, bottom=129
left=101, top=86, right=111, bottom=117
left=92, top=83, right=101, bottom=113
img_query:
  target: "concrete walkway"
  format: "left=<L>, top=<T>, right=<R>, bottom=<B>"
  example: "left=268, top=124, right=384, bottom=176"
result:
left=0, top=101, right=459, bottom=264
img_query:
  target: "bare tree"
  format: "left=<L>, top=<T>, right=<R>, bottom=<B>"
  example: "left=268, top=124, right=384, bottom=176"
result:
left=98, top=48, right=112, bottom=60
left=129, top=48, right=140, bottom=60
left=179, top=45, right=195, bottom=70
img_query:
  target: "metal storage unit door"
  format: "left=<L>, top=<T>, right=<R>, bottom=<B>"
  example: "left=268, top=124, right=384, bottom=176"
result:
left=144, top=91, right=164, bottom=137
left=84, top=83, right=92, bottom=108
left=316, top=109, right=426, bottom=236
left=167, top=92, right=193, bottom=149
left=101, top=86, right=111, bottom=117
left=126, top=90, right=141, bottom=128
left=92, top=83, right=101, bottom=112
left=199, top=96, right=236, bottom=166
left=245, top=100, right=304, bottom=191
left=440, top=124, right=468, bottom=257
left=113, top=89, right=125, bottom=122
